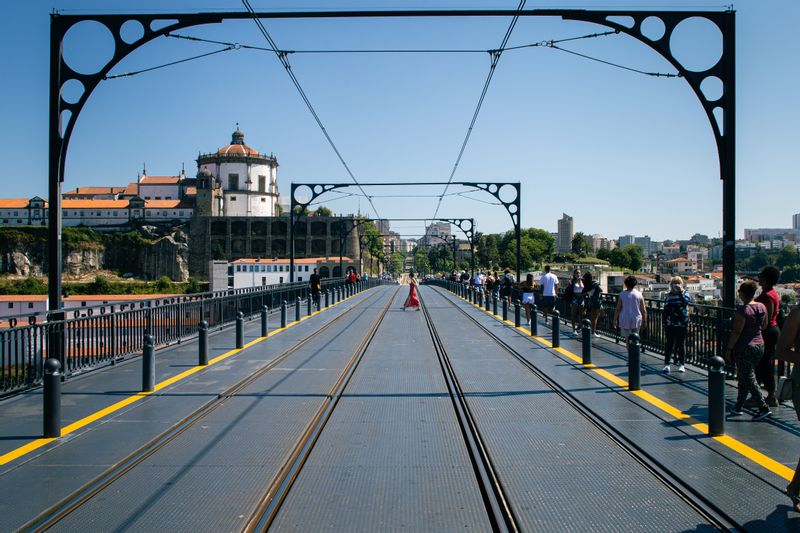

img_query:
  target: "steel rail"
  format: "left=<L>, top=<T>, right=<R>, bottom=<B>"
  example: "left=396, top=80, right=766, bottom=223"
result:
left=20, top=287, right=386, bottom=532
left=426, top=285, right=741, bottom=531
left=419, top=291, right=519, bottom=533
left=244, top=286, right=400, bottom=532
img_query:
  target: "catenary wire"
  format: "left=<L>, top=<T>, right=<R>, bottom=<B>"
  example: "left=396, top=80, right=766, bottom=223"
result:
left=431, top=0, right=527, bottom=220
left=548, top=44, right=681, bottom=77
left=103, top=46, right=234, bottom=79
left=240, top=0, right=381, bottom=220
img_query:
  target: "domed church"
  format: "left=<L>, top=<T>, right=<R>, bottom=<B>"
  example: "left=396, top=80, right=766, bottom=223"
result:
left=195, top=128, right=280, bottom=217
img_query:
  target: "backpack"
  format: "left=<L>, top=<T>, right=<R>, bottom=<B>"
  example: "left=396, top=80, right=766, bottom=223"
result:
left=503, top=275, right=513, bottom=287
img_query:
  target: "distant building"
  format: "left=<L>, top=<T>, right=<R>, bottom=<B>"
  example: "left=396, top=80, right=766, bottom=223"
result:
left=744, top=227, right=799, bottom=242
left=210, top=256, right=356, bottom=290
left=420, top=222, right=452, bottom=246
left=557, top=213, right=573, bottom=253
left=618, top=235, right=635, bottom=247
left=634, top=235, right=652, bottom=256
left=794, top=213, right=800, bottom=230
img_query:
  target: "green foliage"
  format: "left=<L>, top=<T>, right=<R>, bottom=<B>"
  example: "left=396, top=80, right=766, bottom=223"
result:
left=475, top=228, right=553, bottom=272
left=607, top=244, right=643, bottom=271
left=62, top=227, right=104, bottom=251
left=314, top=206, right=333, bottom=217
left=211, top=242, right=226, bottom=260
left=776, top=245, right=799, bottom=269
left=571, top=232, right=590, bottom=257
left=0, top=277, right=48, bottom=295
left=0, top=227, right=48, bottom=249
left=386, top=251, right=405, bottom=275
left=357, top=218, right=383, bottom=259
left=90, top=275, right=112, bottom=294
left=413, top=248, right=430, bottom=274
left=185, top=276, right=202, bottom=294
left=596, top=248, right=610, bottom=261
left=780, top=265, right=800, bottom=283
left=156, top=276, right=173, bottom=292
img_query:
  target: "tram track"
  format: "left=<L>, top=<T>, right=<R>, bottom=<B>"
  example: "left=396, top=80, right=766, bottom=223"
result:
left=243, top=286, right=399, bottom=532
left=19, top=287, right=389, bottom=533
left=425, top=285, right=743, bottom=532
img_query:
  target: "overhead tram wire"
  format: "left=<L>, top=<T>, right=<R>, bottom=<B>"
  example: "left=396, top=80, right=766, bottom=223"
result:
left=103, top=46, right=235, bottom=79
left=240, top=0, right=381, bottom=220
left=431, top=0, right=527, bottom=220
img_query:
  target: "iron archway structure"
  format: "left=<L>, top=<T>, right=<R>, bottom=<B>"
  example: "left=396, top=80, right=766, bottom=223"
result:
left=48, top=8, right=736, bottom=313
left=290, top=181, right=507, bottom=280
left=333, top=217, right=475, bottom=278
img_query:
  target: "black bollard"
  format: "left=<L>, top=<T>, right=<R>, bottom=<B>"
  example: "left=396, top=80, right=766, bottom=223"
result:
left=325, top=290, right=330, bottom=308
left=295, top=297, right=301, bottom=322
left=708, top=356, right=726, bottom=436
left=43, top=358, right=61, bottom=438
left=307, top=294, right=312, bottom=316
left=281, top=300, right=287, bottom=328
left=530, top=303, right=538, bottom=336
left=198, top=320, right=209, bottom=366
left=514, top=300, right=521, bottom=327
left=552, top=310, right=560, bottom=348
left=142, top=334, right=155, bottom=392
left=628, top=333, right=641, bottom=391
left=236, top=312, right=244, bottom=349
left=485, top=292, right=491, bottom=312
left=261, top=306, right=268, bottom=337
left=502, top=299, right=508, bottom=322
left=493, top=295, right=498, bottom=316
left=581, top=319, right=592, bottom=364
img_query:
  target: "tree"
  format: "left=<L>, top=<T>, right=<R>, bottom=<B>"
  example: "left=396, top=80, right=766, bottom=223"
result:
left=91, top=275, right=112, bottom=294
left=596, top=248, right=610, bottom=261
left=274, top=203, right=284, bottom=216
left=387, top=251, right=405, bottom=275
left=622, top=244, right=643, bottom=271
left=314, top=205, right=332, bottom=217
left=571, top=232, right=590, bottom=257
left=608, top=248, right=630, bottom=269
left=776, top=245, right=799, bottom=269
left=413, top=249, right=430, bottom=275
left=780, top=265, right=800, bottom=283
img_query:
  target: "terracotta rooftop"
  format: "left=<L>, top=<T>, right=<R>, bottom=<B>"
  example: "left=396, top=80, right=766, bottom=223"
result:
left=64, top=187, right=125, bottom=196
left=139, top=175, right=181, bottom=185
left=0, top=199, right=33, bottom=209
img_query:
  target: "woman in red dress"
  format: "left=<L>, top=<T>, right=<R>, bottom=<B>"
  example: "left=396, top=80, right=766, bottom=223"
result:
left=403, top=272, right=421, bottom=310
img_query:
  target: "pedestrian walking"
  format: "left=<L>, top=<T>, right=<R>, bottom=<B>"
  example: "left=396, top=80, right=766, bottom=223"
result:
left=493, top=270, right=502, bottom=300
left=539, top=265, right=559, bottom=324
left=564, top=268, right=584, bottom=332
left=662, top=276, right=690, bottom=374
left=485, top=271, right=495, bottom=296
left=472, top=270, right=485, bottom=294
left=402, top=271, right=421, bottom=311
left=613, top=275, right=647, bottom=344
left=776, top=304, right=800, bottom=511
left=309, top=268, right=321, bottom=309
left=500, top=268, right=514, bottom=305
left=520, top=273, right=536, bottom=325
left=755, top=266, right=781, bottom=407
left=724, top=280, right=771, bottom=421
left=582, top=271, right=603, bottom=336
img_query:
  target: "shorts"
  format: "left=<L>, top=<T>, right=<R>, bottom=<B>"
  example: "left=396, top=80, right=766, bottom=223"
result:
left=541, top=296, right=556, bottom=309
left=522, top=292, right=535, bottom=304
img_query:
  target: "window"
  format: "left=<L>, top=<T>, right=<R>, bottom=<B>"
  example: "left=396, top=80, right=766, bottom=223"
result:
left=230, top=196, right=237, bottom=201
left=155, top=196, right=161, bottom=200
left=228, top=173, right=239, bottom=190
left=261, top=198, right=266, bottom=202
left=27, top=302, right=33, bottom=309
left=7, top=303, right=12, bottom=309
left=305, top=265, right=309, bottom=272
left=113, top=211, right=118, bottom=216
left=13, top=211, right=17, bottom=216
left=262, top=277, right=266, bottom=286
left=236, top=265, right=241, bottom=272
left=261, top=266, right=265, bottom=272
left=2, top=220, right=7, bottom=224
left=258, top=175, right=266, bottom=193
left=267, top=265, right=272, bottom=272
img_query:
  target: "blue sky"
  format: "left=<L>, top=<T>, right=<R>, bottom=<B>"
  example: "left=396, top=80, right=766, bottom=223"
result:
left=2, top=1, right=798, bottom=241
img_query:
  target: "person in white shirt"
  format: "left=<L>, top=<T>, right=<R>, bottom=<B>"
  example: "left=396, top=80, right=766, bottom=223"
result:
left=539, top=265, right=559, bottom=324
left=472, top=270, right=485, bottom=293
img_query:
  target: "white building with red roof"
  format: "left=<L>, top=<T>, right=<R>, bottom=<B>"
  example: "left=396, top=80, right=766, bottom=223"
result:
left=196, top=128, right=280, bottom=217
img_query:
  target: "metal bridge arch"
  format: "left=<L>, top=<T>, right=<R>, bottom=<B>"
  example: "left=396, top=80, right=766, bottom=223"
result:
left=48, top=9, right=735, bottom=309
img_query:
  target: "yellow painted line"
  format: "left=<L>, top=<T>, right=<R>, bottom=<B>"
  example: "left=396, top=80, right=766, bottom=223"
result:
left=448, top=288, right=794, bottom=482
left=0, top=290, right=364, bottom=466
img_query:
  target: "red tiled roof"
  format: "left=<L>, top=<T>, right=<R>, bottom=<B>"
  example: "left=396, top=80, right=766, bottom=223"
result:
left=144, top=200, right=192, bottom=209
left=0, top=199, right=32, bottom=208
left=217, top=144, right=261, bottom=157
left=64, top=187, right=125, bottom=196
left=62, top=199, right=130, bottom=209
left=184, top=187, right=197, bottom=195
left=140, top=175, right=181, bottom=185
left=233, top=257, right=353, bottom=265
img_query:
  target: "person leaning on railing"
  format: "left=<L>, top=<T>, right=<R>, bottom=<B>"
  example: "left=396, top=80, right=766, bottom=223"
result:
left=776, top=304, right=800, bottom=511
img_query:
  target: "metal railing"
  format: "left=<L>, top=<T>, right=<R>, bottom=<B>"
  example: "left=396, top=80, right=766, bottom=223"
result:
left=428, top=279, right=794, bottom=381
left=0, top=277, right=382, bottom=396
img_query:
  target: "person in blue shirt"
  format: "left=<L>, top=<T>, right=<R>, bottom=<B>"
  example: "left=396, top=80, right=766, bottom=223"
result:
left=662, top=276, right=691, bottom=373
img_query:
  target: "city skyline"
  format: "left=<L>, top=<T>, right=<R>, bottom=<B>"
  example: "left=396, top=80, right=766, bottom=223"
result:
left=2, top=1, right=798, bottom=241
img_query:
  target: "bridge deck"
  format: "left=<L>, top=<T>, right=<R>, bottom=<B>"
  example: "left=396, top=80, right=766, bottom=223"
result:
left=0, top=284, right=797, bottom=531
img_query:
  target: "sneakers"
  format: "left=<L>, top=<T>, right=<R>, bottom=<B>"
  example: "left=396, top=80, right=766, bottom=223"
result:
left=662, top=365, right=670, bottom=374
left=766, top=396, right=779, bottom=407
left=752, top=406, right=772, bottom=421
left=729, top=406, right=744, bottom=416
left=676, top=365, right=685, bottom=373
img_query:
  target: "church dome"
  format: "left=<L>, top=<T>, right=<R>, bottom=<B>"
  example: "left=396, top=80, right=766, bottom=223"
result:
left=216, top=128, right=261, bottom=157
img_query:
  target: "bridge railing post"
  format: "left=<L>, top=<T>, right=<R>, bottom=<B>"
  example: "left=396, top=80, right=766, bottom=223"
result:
left=281, top=300, right=287, bottom=328
left=582, top=318, right=592, bottom=365
left=708, top=356, right=726, bottom=436
left=325, top=289, right=330, bottom=309
left=530, top=303, right=538, bottom=336
left=43, top=358, right=62, bottom=438
left=198, top=320, right=209, bottom=366
left=142, top=334, right=155, bottom=392
left=514, top=300, right=521, bottom=327
left=261, top=306, right=268, bottom=337
left=295, top=297, right=301, bottom=322
left=502, top=299, right=508, bottom=322
left=235, top=312, right=244, bottom=349
left=628, top=333, right=641, bottom=391
left=552, top=310, right=560, bottom=348
left=493, top=294, right=498, bottom=316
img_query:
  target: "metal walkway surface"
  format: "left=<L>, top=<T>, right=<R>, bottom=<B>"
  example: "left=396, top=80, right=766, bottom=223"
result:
left=0, top=284, right=797, bottom=532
